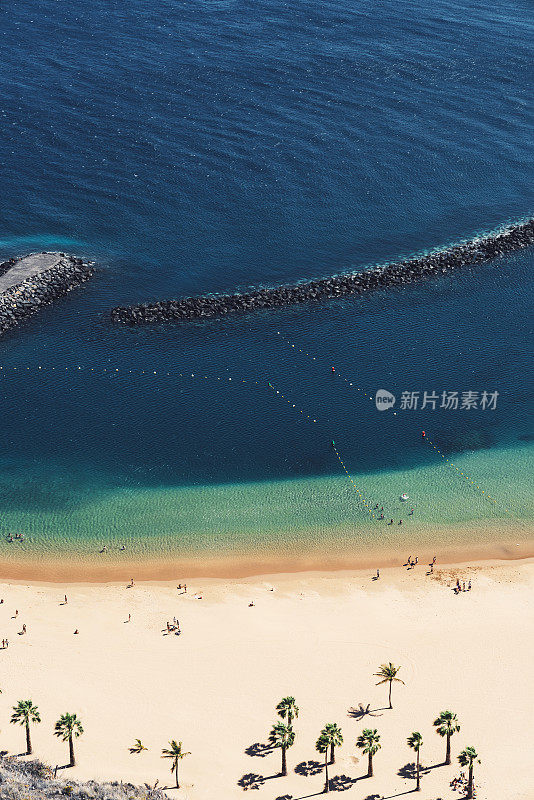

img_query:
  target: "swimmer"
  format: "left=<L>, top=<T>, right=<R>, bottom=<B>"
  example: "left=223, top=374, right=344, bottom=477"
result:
left=331, top=366, right=335, bottom=373
left=409, top=508, right=414, bottom=515
left=388, top=519, right=394, bottom=525
left=421, top=431, right=426, bottom=439
left=398, top=519, right=403, bottom=525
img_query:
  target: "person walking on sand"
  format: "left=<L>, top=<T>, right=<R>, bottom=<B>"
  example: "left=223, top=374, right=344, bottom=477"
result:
left=64, top=595, right=68, bottom=604
left=376, top=569, right=380, bottom=579
left=430, top=563, right=434, bottom=574
left=128, top=613, right=131, bottom=622
left=468, top=579, right=472, bottom=591
left=22, top=624, right=26, bottom=634
left=14, top=609, right=18, bottom=618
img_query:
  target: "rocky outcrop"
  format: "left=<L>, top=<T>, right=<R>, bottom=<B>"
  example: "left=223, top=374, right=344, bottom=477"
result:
left=111, top=217, right=534, bottom=325
left=0, top=252, right=93, bottom=336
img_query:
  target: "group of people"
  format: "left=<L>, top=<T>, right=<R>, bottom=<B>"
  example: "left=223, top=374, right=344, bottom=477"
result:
left=454, top=578, right=472, bottom=593
left=450, top=772, right=477, bottom=796
left=6, top=532, right=24, bottom=543
left=165, top=617, right=181, bottom=635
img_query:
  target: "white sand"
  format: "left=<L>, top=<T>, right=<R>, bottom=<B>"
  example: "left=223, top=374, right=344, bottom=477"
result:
left=0, top=559, right=532, bottom=800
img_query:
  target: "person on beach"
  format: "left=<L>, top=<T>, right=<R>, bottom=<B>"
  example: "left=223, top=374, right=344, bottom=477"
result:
left=409, top=508, right=414, bottom=515
left=14, top=610, right=18, bottom=618
left=432, top=556, right=436, bottom=564
left=415, top=556, right=418, bottom=564
left=22, top=624, right=26, bottom=634
left=100, top=546, right=107, bottom=553
left=389, top=519, right=394, bottom=525
left=468, top=579, right=472, bottom=590
left=398, top=519, right=403, bottom=525
left=376, top=569, right=380, bottom=579
left=64, top=595, right=68, bottom=604
left=379, top=513, right=384, bottom=519
left=430, top=563, right=434, bottom=574
left=74, top=629, right=78, bottom=634
left=128, top=613, right=131, bottom=622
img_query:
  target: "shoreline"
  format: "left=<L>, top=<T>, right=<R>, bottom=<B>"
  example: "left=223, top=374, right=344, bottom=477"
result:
left=0, top=529, right=531, bottom=583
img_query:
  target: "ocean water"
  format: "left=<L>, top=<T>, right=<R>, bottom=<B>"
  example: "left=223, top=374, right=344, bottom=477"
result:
left=0, top=0, right=532, bottom=566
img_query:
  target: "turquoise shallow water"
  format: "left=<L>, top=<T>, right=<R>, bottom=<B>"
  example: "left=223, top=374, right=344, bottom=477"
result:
left=0, top=0, right=532, bottom=567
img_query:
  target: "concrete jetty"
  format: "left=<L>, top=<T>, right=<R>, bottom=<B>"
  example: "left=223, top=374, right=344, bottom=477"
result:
left=0, top=252, right=93, bottom=336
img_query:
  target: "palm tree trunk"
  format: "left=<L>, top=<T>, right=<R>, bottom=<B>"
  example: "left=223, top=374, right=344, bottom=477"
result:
left=324, top=751, right=329, bottom=793
left=467, top=763, right=473, bottom=799
left=330, top=743, right=335, bottom=764
left=26, top=723, right=32, bottom=755
left=388, top=680, right=392, bottom=709
left=281, top=745, right=287, bottom=776
left=445, top=732, right=451, bottom=765
left=175, top=758, right=180, bottom=789
left=69, top=735, right=75, bottom=767
left=416, top=750, right=420, bottom=791
left=368, top=752, right=373, bottom=777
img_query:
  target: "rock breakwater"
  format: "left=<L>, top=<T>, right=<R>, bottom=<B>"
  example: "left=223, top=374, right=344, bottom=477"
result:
left=0, top=252, right=93, bottom=336
left=111, top=217, right=534, bottom=324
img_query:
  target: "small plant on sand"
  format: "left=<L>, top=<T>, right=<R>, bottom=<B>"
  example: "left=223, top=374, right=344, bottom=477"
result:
left=268, top=721, right=295, bottom=777
left=356, top=728, right=381, bottom=777
left=11, top=700, right=41, bottom=755
left=129, top=739, right=148, bottom=754
left=53, top=713, right=84, bottom=768
left=407, top=731, right=423, bottom=791
left=373, top=662, right=404, bottom=709
left=322, top=723, right=343, bottom=764
left=276, top=697, right=299, bottom=727
left=458, top=746, right=480, bottom=799
left=315, top=731, right=331, bottom=793
left=433, top=710, right=460, bottom=765
left=161, top=740, right=190, bottom=789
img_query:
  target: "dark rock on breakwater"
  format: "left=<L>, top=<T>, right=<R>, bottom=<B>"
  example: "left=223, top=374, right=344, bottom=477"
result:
left=111, top=218, right=534, bottom=325
left=0, top=252, right=93, bottom=336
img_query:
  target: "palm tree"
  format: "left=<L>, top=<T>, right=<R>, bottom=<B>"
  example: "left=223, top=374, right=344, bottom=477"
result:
left=322, top=723, right=343, bottom=764
left=316, top=732, right=331, bottom=793
left=356, top=728, right=381, bottom=777
left=268, top=721, right=295, bottom=776
left=53, top=713, right=84, bottom=767
left=161, top=740, right=190, bottom=789
left=10, top=700, right=41, bottom=755
left=407, top=731, right=423, bottom=791
left=374, top=662, right=404, bottom=709
left=129, top=738, right=148, bottom=754
left=276, top=696, right=299, bottom=727
left=458, top=746, right=480, bottom=799
left=433, top=710, right=460, bottom=765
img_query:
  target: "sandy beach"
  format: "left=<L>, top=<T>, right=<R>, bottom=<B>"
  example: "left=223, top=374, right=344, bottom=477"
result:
left=0, top=557, right=532, bottom=800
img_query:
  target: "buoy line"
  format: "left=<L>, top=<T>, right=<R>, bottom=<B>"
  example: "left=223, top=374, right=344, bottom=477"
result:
left=275, top=334, right=519, bottom=519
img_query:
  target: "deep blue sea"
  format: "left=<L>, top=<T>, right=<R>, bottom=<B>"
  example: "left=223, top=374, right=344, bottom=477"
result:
left=0, top=0, right=532, bottom=561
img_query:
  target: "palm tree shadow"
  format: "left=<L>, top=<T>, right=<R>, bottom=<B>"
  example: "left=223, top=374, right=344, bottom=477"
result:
left=330, top=774, right=360, bottom=791
left=238, top=771, right=280, bottom=789
left=237, top=772, right=265, bottom=790
left=245, top=741, right=273, bottom=758
left=294, top=760, right=323, bottom=776
left=347, top=703, right=384, bottom=719
left=398, top=761, right=431, bottom=779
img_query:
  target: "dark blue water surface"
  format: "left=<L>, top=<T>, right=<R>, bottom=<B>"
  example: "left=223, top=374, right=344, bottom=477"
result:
left=0, top=0, right=532, bottom=495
